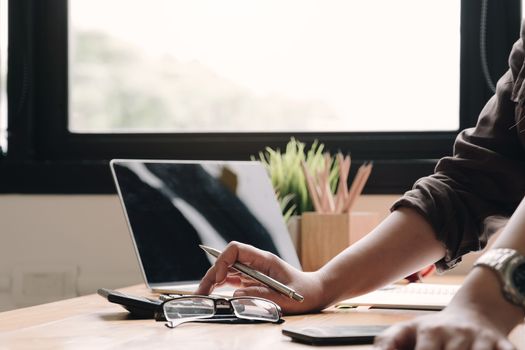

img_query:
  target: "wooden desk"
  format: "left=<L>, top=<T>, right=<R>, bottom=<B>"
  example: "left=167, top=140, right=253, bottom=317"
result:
left=0, top=283, right=523, bottom=350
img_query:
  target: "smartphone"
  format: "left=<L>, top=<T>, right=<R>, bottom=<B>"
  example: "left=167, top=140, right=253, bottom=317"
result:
left=97, top=288, right=163, bottom=319
left=282, top=325, right=390, bottom=345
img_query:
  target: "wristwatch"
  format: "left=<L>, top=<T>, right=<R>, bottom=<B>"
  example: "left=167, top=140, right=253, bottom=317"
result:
left=474, top=248, right=525, bottom=310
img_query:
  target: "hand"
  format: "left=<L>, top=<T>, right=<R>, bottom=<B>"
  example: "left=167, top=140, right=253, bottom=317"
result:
left=195, top=241, right=325, bottom=314
left=374, top=306, right=516, bottom=350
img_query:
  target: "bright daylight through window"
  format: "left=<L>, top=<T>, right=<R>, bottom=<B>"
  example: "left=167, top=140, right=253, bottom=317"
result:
left=69, top=1, right=460, bottom=133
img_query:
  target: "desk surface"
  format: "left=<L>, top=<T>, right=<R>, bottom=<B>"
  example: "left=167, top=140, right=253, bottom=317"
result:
left=0, top=280, right=523, bottom=350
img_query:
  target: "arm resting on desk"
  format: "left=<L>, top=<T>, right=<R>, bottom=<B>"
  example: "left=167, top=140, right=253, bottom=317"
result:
left=375, top=197, right=525, bottom=350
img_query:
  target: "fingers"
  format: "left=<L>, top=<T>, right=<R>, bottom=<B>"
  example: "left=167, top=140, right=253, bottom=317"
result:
left=233, top=285, right=290, bottom=306
left=414, top=328, right=443, bottom=350
left=195, top=264, right=219, bottom=295
left=374, top=318, right=514, bottom=350
left=443, top=331, right=472, bottom=350
left=471, top=332, right=506, bottom=350
left=196, top=241, right=279, bottom=295
left=375, top=322, right=416, bottom=350
left=220, top=275, right=242, bottom=286
left=496, top=339, right=516, bottom=350
left=221, top=273, right=262, bottom=288
left=222, top=241, right=280, bottom=273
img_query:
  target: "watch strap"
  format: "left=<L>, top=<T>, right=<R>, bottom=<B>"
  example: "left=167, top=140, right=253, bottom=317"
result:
left=474, top=248, right=518, bottom=270
left=474, top=248, right=525, bottom=310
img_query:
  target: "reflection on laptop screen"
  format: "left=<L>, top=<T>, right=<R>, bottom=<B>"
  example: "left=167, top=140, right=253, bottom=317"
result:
left=111, top=160, right=301, bottom=286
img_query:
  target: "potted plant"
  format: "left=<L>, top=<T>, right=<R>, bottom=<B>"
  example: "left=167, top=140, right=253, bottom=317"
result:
left=253, top=137, right=339, bottom=223
left=254, top=138, right=378, bottom=271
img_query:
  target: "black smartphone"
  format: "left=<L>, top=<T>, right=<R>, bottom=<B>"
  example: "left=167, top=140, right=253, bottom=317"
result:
left=282, top=325, right=390, bottom=345
left=97, top=288, right=163, bottom=319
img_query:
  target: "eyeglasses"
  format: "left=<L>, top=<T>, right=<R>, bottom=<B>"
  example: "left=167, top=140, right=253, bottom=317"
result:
left=161, top=295, right=283, bottom=328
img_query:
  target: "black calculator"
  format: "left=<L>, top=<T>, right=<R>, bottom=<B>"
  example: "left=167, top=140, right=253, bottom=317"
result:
left=97, top=288, right=163, bottom=319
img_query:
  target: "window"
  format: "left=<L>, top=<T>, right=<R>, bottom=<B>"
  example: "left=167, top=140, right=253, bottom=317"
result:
left=2, top=0, right=522, bottom=193
left=69, top=1, right=460, bottom=133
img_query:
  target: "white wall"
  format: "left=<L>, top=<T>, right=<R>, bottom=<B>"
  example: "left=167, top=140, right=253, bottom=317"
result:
left=0, top=194, right=485, bottom=312
left=0, top=195, right=142, bottom=312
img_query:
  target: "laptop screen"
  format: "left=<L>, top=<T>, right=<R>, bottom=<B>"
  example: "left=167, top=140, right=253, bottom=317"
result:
left=111, top=160, right=301, bottom=286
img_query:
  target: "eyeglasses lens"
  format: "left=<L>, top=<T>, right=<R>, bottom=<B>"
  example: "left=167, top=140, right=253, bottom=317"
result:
left=230, top=298, right=280, bottom=322
left=163, top=297, right=215, bottom=321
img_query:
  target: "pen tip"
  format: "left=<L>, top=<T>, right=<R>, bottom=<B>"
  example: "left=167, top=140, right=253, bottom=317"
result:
left=199, top=245, right=222, bottom=258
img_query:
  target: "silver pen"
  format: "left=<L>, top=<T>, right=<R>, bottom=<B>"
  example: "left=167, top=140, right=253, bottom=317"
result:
left=199, top=245, right=304, bottom=303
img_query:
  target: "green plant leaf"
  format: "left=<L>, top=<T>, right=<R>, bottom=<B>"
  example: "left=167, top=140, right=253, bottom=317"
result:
left=253, top=137, right=347, bottom=219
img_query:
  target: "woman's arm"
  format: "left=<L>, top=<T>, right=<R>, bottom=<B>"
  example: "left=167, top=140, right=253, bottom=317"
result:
left=196, top=206, right=445, bottom=313
left=317, top=206, right=445, bottom=305
left=452, top=195, right=525, bottom=332
left=375, top=196, right=525, bottom=350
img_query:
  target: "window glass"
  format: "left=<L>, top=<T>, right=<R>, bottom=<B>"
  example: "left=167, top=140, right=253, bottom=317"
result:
left=0, top=0, right=7, bottom=152
left=69, top=0, right=460, bottom=133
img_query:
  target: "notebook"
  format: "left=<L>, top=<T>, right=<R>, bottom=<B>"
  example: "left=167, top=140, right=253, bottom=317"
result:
left=110, top=159, right=301, bottom=294
left=335, top=283, right=461, bottom=310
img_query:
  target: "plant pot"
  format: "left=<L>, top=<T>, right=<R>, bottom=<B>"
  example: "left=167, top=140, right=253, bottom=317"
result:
left=300, top=211, right=378, bottom=271
left=286, top=215, right=302, bottom=258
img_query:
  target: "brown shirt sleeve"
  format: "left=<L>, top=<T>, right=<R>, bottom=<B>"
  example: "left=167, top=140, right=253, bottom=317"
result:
left=392, top=27, right=525, bottom=272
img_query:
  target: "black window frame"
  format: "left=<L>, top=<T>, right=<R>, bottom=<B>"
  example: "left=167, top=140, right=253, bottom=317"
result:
left=2, top=0, right=522, bottom=194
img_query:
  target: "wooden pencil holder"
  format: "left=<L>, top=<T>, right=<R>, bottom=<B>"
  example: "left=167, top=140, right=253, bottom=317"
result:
left=300, top=211, right=378, bottom=271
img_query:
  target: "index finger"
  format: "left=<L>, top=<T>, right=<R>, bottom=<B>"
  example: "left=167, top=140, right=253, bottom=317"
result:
left=195, top=241, right=276, bottom=295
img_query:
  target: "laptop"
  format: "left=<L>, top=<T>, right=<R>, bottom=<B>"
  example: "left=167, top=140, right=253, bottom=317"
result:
left=110, top=159, right=301, bottom=293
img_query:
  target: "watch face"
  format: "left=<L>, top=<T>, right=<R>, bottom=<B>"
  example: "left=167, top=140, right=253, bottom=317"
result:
left=512, top=261, right=525, bottom=295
